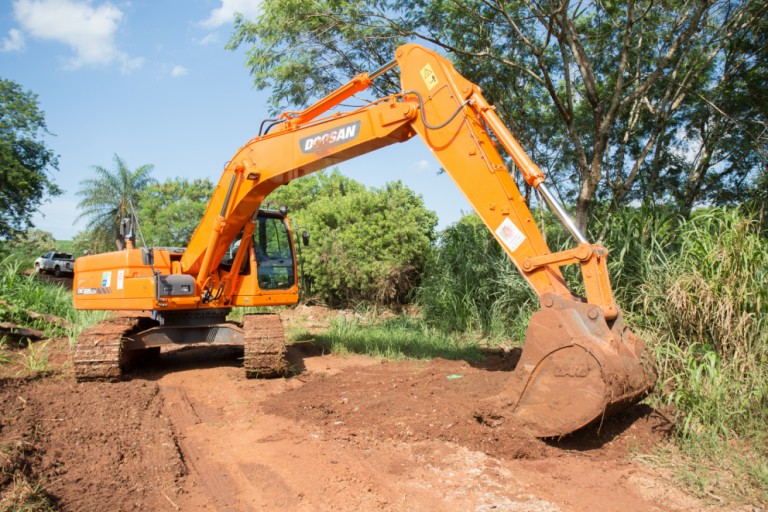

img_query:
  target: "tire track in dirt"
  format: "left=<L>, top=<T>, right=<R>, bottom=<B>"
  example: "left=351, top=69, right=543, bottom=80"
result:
left=175, top=438, right=240, bottom=511
left=156, top=347, right=308, bottom=511
left=162, top=385, right=202, bottom=429
left=161, top=380, right=240, bottom=510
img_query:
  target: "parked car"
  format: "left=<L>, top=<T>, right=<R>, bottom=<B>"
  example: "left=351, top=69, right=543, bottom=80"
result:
left=34, top=252, right=75, bottom=277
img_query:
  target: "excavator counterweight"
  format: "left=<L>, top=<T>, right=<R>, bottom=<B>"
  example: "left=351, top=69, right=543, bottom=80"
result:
left=73, top=43, right=655, bottom=437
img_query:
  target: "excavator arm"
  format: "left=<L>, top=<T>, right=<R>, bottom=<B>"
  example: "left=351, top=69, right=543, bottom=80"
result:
left=182, top=45, right=610, bottom=316
left=78, top=43, right=655, bottom=437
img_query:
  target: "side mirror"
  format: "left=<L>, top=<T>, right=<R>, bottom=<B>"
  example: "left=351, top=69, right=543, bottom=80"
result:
left=301, top=230, right=310, bottom=247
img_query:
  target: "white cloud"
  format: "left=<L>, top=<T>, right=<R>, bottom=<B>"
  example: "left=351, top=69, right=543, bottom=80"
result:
left=119, top=55, right=144, bottom=74
left=170, top=65, right=189, bottom=77
left=201, top=0, right=262, bottom=28
left=12, top=0, right=142, bottom=71
left=198, top=32, right=219, bottom=46
left=1, top=28, right=25, bottom=52
left=412, top=160, right=431, bottom=172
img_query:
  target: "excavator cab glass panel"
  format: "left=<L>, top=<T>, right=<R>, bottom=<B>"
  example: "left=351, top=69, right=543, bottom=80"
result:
left=255, top=216, right=295, bottom=290
left=219, top=232, right=250, bottom=275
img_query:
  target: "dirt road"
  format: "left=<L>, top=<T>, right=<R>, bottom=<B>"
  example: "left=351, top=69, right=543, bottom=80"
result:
left=151, top=345, right=728, bottom=512
left=2, top=332, right=742, bottom=512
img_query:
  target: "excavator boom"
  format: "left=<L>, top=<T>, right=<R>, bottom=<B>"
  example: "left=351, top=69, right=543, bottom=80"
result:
left=74, top=43, right=655, bottom=437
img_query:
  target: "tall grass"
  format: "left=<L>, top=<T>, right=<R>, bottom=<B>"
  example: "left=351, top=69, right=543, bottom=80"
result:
left=631, top=209, right=767, bottom=436
left=601, top=207, right=767, bottom=503
left=0, top=258, right=72, bottom=338
left=0, top=257, right=110, bottom=345
left=416, top=214, right=535, bottom=341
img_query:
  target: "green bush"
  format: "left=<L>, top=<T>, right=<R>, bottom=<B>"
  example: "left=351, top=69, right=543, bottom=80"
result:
left=0, top=230, right=57, bottom=268
left=268, top=171, right=438, bottom=307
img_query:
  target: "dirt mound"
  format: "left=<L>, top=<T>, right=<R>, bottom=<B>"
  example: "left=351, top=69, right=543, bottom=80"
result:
left=0, top=377, right=184, bottom=511
left=264, top=354, right=667, bottom=463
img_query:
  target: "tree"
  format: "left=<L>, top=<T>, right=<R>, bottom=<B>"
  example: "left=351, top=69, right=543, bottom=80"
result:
left=657, top=2, right=768, bottom=215
left=0, top=79, right=60, bottom=239
left=69, top=230, right=99, bottom=258
left=136, top=178, right=215, bottom=247
left=1, top=229, right=56, bottom=266
left=268, top=171, right=437, bottom=306
left=228, top=0, right=765, bottom=231
left=76, top=154, right=155, bottom=252
left=263, top=169, right=364, bottom=213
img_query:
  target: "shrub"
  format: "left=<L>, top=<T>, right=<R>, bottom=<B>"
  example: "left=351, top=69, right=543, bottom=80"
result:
left=417, top=214, right=535, bottom=339
left=269, top=171, right=438, bottom=307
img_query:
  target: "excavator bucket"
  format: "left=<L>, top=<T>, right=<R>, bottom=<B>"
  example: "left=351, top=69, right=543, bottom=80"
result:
left=491, top=294, right=655, bottom=438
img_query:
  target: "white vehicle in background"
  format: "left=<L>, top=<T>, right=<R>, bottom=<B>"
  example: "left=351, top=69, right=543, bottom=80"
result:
left=34, top=252, right=75, bottom=277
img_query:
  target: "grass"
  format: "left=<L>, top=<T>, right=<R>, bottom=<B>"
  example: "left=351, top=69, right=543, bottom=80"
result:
left=0, top=337, right=10, bottom=366
left=0, top=439, right=57, bottom=512
left=19, top=340, right=50, bottom=374
left=604, top=207, right=767, bottom=506
left=416, top=214, right=536, bottom=340
left=315, top=314, right=484, bottom=361
left=0, top=473, right=56, bottom=512
left=0, top=257, right=111, bottom=373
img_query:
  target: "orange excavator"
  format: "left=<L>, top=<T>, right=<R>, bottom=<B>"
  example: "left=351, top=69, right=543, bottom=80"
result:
left=73, top=44, right=655, bottom=437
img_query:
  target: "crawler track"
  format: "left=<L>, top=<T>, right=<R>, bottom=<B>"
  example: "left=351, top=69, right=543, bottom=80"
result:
left=242, top=314, right=288, bottom=378
left=73, top=316, right=152, bottom=382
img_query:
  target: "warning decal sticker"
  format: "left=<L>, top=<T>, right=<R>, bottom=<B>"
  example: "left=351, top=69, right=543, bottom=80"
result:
left=495, top=218, right=526, bottom=252
left=421, top=63, right=439, bottom=90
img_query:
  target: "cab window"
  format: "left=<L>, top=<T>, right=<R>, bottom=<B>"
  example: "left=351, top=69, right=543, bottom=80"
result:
left=255, top=216, right=295, bottom=290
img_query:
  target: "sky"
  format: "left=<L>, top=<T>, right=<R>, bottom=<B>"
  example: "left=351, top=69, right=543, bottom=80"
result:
left=0, top=0, right=472, bottom=241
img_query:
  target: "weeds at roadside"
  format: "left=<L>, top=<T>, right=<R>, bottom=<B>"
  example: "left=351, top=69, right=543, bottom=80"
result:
left=0, top=473, right=56, bottom=512
left=621, top=208, right=768, bottom=507
left=19, top=341, right=49, bottom=374
left=315, top=315, right=484, bottom=361
left=0, top=337, right=10, bottom=366
left=642, top=432, right=768, bottom=506
left=0, top=259, right=72, bottom=339
left=287, top=328, right=314, bottom=343
left=0, top=257, right=112, bottom=359
left=0, top=440, right=57, bottom=512
left=65, top=310, right=111, bottom=349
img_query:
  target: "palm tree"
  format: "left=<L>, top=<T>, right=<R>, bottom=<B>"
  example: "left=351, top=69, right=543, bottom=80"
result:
left=76, top=154, right=155, bottom=252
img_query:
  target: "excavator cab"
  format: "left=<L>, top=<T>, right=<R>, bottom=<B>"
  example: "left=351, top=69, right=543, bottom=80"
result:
left=219, top=209, right=297, bottom=292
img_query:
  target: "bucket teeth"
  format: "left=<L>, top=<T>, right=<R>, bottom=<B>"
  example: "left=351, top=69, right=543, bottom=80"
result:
left=491, top=294, right=655, bottom=438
